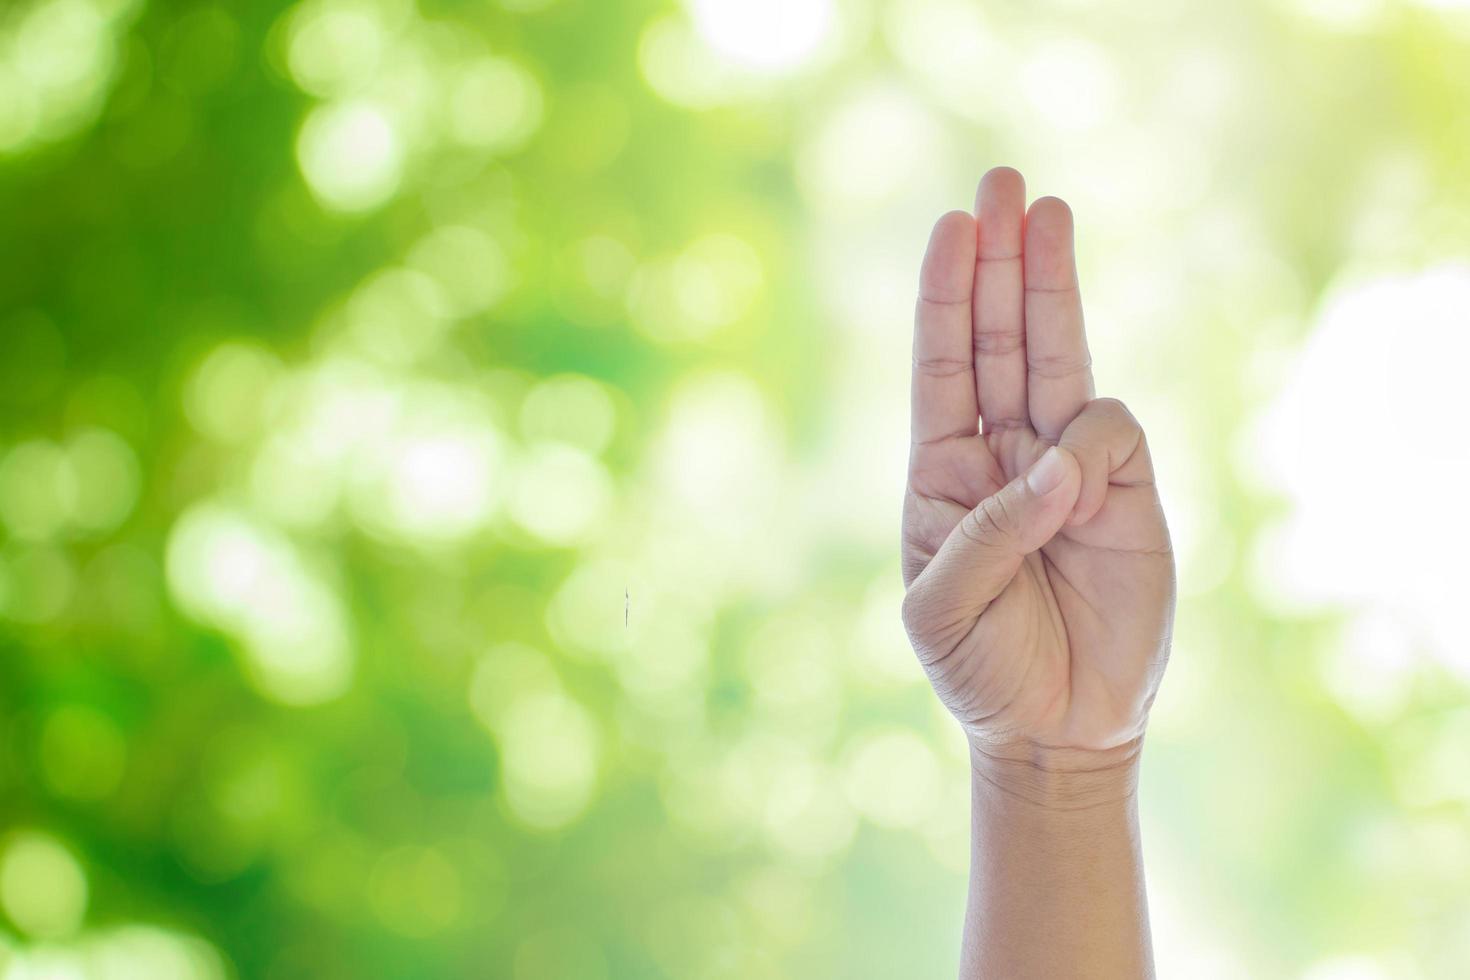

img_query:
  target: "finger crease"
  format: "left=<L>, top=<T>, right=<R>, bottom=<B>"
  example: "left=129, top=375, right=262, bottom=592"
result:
left=907, top=487, right=974, bottom=508
left=912, top=428, right=977, bottom=447
left=1027, top=356, right=1092, bottom=379
left=973, top=331, right=1024, bottom=355
left=913, top=355, right=972, bottom=377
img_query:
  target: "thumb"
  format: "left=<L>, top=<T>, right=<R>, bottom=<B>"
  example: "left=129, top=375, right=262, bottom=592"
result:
left=923, top=446, right=1082, bottom=618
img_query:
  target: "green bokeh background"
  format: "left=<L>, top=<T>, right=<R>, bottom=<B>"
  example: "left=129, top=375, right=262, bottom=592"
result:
left=3, top=0, right=1470, bottom=977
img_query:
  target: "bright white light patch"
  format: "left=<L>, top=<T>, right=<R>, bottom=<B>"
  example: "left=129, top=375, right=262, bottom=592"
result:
left=627, top=233, right=764, bottom=342
left=368, top=435, right=496, bottom=540
left=843, top=729, right=939, bottom=829
left=544, top=557, right=632, bottom=658
left=1021, top=38, right=1119, bottom=133
left=712, top=734, right=856, bottom=860
left=673, top=234, right=763, bottom=330
left=285, top=0, right=387, bottom=98
left=1321, top=612, right=1416, bottom=724
left=1412, top=0, right=1470, bottom=11
left=495, top=689, right=600, bottom=829
left=851, top=577, right=922, bottom=688
left=1255, top=265, right=1470, bottom=679
left=508, top=444, right=612, bottom=545
left=83, top=925, right=229, bottom=980
left=447, top=56, right=543, bottom=152
left=406, top=225, right=510, bottom=317
left=796, top=83, right=948, bottom=213
left=1292, top=0, right=1383, bottom=30
left=653, top=371, right=781, bottom=527
left=753, top=749, right=854, bottom=860
left=341, top=267, right=450, bottom=364
left=883, top=0, right=997, bottom=124
left=241, top=362, right=506, bottom=545
left=296, top=101, right=403, bottom=212
left=687, top=0, right=834, bottom=73
left=166, top=504, right=354, bottom=704
left=637, top=14, right=739, bottom=109
left=348, top=398, right=503, bottom=545
left=520, top=374, right=616, bottom=454
left=1300, top=956, right=1397, bottom=980
left=1, top=0, right=134, bottom=155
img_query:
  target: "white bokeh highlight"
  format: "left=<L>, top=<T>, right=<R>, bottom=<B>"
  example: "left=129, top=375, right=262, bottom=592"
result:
left=1253, top=265, right=1470, bottom=679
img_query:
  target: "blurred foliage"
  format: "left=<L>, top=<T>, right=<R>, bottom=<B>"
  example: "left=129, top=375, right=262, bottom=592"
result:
left=3, top=0, right=1470, bottom=977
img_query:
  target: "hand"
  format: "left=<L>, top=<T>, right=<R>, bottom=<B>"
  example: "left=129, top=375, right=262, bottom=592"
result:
left=900, top=168, right=1175, bottom=758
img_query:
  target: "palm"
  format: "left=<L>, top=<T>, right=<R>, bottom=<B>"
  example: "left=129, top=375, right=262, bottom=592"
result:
left=900, top=170, right=1174, bottom=752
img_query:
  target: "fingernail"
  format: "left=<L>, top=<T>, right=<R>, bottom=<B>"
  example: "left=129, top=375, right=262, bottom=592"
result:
left=1025, top=447, right=1068, bottom=495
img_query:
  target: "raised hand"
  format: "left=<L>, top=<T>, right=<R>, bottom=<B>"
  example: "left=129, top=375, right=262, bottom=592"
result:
left=900, top=168, right=1175, bottom=758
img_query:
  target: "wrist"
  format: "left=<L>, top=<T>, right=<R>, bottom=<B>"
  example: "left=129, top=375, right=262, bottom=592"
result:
left=967, top=735, right=1142, bottom=812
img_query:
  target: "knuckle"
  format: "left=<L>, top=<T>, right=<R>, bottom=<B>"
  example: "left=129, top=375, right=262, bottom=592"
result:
left=957, top=509, right=990, bottom=546
left=900, top=585, right=932, bottom=642
left=1026, top=351, right=1093, bottom=379
left=974, top=329, right=1024, bottom=356
left=900, top=588, right=918, bottom=635
left=1088, top=396, right=1128, bottom=419
left=1093, top=396, right=1139, bottom=428
left=1068, top=398, right=1141, bottom=451
left=965, top=493, right=1015, bottom=545
left=912, top=354, right=971, bottom=378
left=990, top=491, right=1017, bottom=530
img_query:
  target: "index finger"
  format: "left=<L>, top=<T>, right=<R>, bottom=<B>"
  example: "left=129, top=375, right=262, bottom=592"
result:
left=911, top=210, right=980, bottom=448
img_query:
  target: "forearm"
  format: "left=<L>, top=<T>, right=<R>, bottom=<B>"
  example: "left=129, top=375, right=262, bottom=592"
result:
left=960, top=738, right=1153, bottom=979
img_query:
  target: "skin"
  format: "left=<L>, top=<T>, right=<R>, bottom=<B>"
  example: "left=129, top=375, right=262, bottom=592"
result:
left=900, top=168, right=1176, bottom=978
